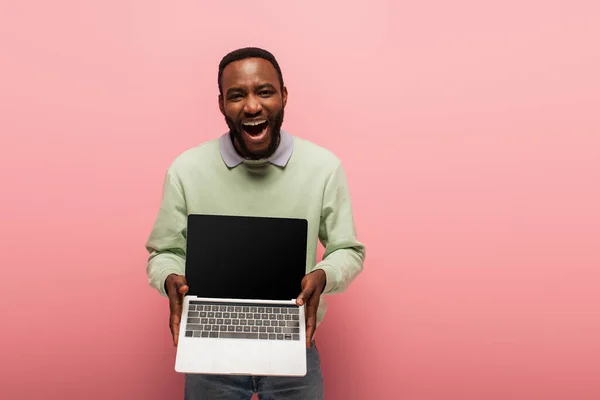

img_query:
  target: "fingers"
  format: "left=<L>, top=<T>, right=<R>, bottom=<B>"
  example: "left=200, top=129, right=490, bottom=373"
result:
left=296, top=272, right=326, bottom=348
left=304, top=289, right=321, bottom=349
left=167, top=274, right=188, bottom=347
left=170, top=311, right=181, bottom=347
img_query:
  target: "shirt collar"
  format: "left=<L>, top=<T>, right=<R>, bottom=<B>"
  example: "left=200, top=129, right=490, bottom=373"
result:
left=219, top=130, right=294, bottom=168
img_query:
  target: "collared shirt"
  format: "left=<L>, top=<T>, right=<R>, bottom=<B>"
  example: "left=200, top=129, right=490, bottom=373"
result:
left=218, top=130, right=294, bottom=168
left=146, top=130, right=366, bottom=325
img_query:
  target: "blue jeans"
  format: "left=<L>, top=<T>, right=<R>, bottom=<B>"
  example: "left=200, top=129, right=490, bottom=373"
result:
left=184, top=341, right=324, bottom=400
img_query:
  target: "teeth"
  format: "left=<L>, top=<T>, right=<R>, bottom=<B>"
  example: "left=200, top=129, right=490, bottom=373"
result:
left=242, top=120, right=267, bottom=126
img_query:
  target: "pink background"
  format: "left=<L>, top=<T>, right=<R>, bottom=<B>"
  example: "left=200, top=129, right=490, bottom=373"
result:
left=1, top=1, right=599, bottom=399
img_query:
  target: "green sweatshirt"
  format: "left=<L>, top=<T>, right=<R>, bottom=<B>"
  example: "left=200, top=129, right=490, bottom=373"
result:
left=145, top=131, right=365, bottom=325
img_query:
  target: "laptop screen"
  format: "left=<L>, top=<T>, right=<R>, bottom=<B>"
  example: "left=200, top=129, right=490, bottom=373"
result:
left=184, top=214, right=308, bottom=300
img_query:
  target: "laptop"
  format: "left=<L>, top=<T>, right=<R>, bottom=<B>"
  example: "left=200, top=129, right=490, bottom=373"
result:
left=174, top=214, right=308, bottom=376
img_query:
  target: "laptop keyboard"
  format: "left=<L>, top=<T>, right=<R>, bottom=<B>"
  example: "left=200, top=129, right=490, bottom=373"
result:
left=184, top=301, right=301, bottom=341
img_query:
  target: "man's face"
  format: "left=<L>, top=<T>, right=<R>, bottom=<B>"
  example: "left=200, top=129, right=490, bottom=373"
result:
left=219, top=58, right=288, bottom=159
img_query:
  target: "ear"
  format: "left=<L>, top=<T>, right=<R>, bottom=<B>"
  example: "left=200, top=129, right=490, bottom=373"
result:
left=218, top=94, right=225, bottom=115
left=282, top=86, right=288, bottom=108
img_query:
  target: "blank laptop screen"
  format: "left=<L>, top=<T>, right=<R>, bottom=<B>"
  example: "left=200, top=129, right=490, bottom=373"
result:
left=184, top=214, right=308, bottom=301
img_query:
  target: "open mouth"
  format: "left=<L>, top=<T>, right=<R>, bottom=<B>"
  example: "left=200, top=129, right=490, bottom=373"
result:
left=242, top=119, right=269, bottom=138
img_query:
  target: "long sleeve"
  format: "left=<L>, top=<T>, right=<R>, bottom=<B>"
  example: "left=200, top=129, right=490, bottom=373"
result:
left=314, top=162, right=366, bottom=294
left=145, top=168, right=188, bottom=297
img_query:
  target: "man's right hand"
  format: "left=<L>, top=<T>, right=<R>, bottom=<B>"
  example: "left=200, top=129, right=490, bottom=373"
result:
left=165, top=273, right=188, bottom=347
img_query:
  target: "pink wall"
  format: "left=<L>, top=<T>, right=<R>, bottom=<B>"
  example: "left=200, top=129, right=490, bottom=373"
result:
left=1, top=1, right=599, bottom=399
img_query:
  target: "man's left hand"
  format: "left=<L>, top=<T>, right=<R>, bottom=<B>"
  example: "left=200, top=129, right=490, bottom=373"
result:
left=296, top=269, right=327, bottom=349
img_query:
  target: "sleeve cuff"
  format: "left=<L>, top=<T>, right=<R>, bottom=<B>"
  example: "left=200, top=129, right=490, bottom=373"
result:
left=313, top=262, right=339, bottom=294
left=157, top=269, right=181, bottom=297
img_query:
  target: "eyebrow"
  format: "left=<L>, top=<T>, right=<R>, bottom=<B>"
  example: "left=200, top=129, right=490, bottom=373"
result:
left=225, top=83, right=277, bottom=96
left=256, top=83, right=277, bottom=91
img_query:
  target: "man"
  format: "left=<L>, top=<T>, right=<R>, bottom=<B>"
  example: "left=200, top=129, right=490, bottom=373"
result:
left=145, top=47, right=365, bottom=399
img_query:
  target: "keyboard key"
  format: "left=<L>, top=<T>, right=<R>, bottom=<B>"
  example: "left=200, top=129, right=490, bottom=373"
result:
left=284, top=328, right=300, bottom=334
left=285, top=315, right=291, bottom=321
left=240, top=320, right=247, bottom=326
left=280, top=308, right=287, bottom=314
left=248, top=320, right=255, bottom=326
left=220, top=332, right=259, bottom=339
left=250, top=307, right=257, bottom=313
left=223, top=313, right=230, bottom=318
left=258, top=307, right=265, bottom=313
left=209, top=318, right=216, bottom=324
left=232, top=320, right=239, bottom=325
left=200, top=312, right=207, bottom=318
left=288, top=308, right=299, bottom=315
left=284, top=334, right=292, bottom=340
left=188, top=312, right=199, bottom=318
left=259, top=327, right=267, bottom=333
left=217, top=319, right=224, bottom=325
left=286, top=321, right=300, bottom=327
left=227, top=306, right=234, bottom=312
left=275, top=327, right=282, bottom=333
left=236, top=326, right=243, bottom=332
left=277, top=315, right=284, bottom=320
left=292, top=315, right=299, bottom=321
left=252, top=326, right=259, bottom=333
left=224, top=319, right=231, bottom=325
left=259, top=333, right=268, bottom=340
left=273, top=308, right=280, bottom=314
left=255, top=320, right=262, bottom=326
left=263, top=321, right=270, bottom=327
left=212, top=325, right=219, bottom=331
left=185, top=331, right=193, bottom=337
left=220, top=326, right=227, bottom=331
left=215, top=312, right=222, bottom=318
left=243, top=307, right=249, bottom=312
left=234, top=306, right=241, bottom=312
left=293, top=334, right=300, bottom=341
left=207, top=312, right=215, bottom=318
left=186, top=324, right=202, bottom=330
left=210, top=332, right=219, bottom=338
left=269, top=334, right=276, bottom=340
left=219, top=306, right=226, bottom=312
left=262, top=314, right=268, bottom=319
left=277, top=334, right=284, bottom=340
left=188, top=305, right=196, bottom=311
left=231, top=313, right=238, bottom=318
left=193, top=331, right=202, bottom=337
left=201, top=331, right=208, bottom=338
left=227, top=326, right=235, bottom=332
left=279, top=321, right=286, bottom=327
left=188, top=318, right=200, bottom=324
left=267, top=327, right=275, bottom=333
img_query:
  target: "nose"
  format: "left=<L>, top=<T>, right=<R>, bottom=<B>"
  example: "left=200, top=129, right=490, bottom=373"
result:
left=243, top=94, right=262, bottom=115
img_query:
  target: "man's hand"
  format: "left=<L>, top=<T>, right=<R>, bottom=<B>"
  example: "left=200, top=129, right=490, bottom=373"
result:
left=165, top=273, right=188, bottom=347
left=296, top=269, right=327, bottom=349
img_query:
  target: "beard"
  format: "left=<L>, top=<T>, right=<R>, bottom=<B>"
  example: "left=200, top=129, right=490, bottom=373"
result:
left=225, top=108, right=285, bottom=160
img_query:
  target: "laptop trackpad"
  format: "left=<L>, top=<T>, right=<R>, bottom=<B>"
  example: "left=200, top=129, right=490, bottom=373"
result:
left=211, top=340, right=272, bottom=375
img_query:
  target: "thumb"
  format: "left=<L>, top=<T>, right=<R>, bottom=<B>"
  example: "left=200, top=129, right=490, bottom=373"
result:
left=296, top=287, right=312, bottom=306
left=177, top=281, right=189, bottom=295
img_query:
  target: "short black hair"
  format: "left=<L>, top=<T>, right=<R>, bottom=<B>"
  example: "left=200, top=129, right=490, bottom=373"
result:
left=218, top=47, right=284, bottom=95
